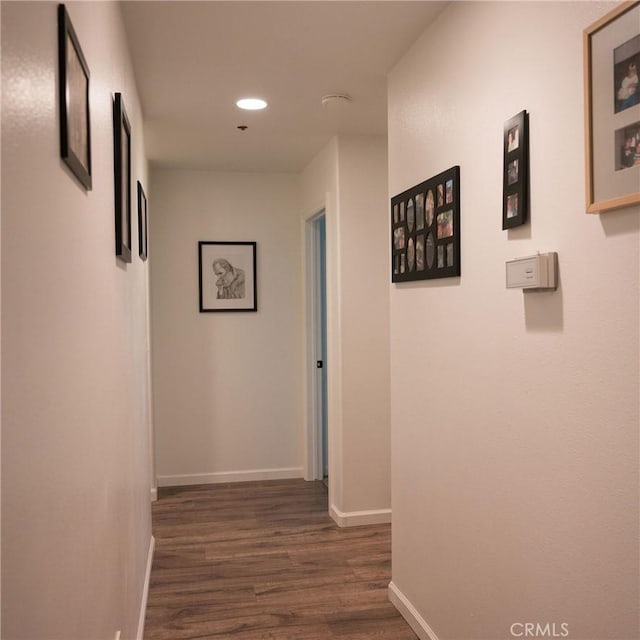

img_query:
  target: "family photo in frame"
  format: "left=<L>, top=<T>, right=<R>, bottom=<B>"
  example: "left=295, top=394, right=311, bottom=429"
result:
left=391, top=166, right=461, bottom=283
left=584, top=1, right=640, bottom=212
left=502, top=110, right=529, bottom=229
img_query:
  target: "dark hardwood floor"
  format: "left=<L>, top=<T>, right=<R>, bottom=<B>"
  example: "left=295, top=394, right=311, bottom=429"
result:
left=144, top=479, right=417, bottom=639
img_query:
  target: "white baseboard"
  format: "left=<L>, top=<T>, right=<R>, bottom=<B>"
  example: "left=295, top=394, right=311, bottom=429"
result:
left=156, top=467, right=304, bottom=487
left=136, top=535, right=155, bottom=640
left=150, top=486, right=158, bottom=502
left=329, top=503, right=391, bottom=527
left=388, top=581, right=440, bottom=640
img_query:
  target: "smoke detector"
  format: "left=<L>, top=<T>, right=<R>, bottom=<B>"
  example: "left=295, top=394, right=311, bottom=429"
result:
left=321, top=93, right=353, bottom=107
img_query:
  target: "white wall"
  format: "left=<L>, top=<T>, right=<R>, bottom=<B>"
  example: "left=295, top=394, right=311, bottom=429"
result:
left=150, top=170, right=304, bottom=485
left=388, top=3, right=639, bottom=640
left=299, top=137, right=341, bottom=498
left=300, top=135, right=391, bottom=524
left=152, top=136, right=392, bottom=518
left=1, top=3, right=152, bottom=639
left=335, top=136, right=391, bottom=516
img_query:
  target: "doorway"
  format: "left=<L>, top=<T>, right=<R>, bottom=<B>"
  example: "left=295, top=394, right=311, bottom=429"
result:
left=306, top=210, right=328, bottom=483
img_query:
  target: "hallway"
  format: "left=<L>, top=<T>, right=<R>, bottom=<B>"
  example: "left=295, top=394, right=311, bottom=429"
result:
left=3, top=3, right=639, bottom=638
left=144, top=480, right=417, bottom=639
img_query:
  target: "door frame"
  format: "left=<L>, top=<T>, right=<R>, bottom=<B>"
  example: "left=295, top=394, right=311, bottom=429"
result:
left=304, top=207, right=326, bottom=481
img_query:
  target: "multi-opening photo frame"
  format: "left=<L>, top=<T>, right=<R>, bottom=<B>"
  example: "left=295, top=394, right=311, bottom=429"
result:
left=199, top=241, right=257, bottom=312
left=584, top=1, right=640, bottom=213
left=113, top=93, right=132, bottom=263
left=391, top=166, right=460, bottom=282
left=502, top=110, right=530, bottom=229
left=58, top=4, right=92, bottom=190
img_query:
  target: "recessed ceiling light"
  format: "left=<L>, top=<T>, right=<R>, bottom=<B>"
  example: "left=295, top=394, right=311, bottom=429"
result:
left=236, top=98, right=268, bottom=111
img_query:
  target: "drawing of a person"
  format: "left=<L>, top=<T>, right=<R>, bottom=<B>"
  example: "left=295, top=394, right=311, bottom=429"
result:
left=212, top=258, right=245, bottom=299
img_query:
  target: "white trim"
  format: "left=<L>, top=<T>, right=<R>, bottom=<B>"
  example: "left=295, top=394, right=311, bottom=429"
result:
left=329, top=504, right=391, bottom=527
left=388, top=581, right=441, bottom=640
left=300, top=205, right=313, bottom=481
left=303, top=208, right=325, bottom=481
left=323, top=180, right=341, bottom=513
left=156, top=467, right=304, bottom=487
left=136, top=536, right=155, bottom=640
left=150, top=487, right=158, bottom=502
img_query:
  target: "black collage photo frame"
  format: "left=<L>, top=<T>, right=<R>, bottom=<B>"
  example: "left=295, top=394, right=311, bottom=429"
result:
left=391, top=166, right=461, bottom=283
left=502, top=110, right=529, bottom=229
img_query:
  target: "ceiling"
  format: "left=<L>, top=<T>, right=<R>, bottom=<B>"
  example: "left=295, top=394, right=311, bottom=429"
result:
left=121, top=1, right=446, bottom=173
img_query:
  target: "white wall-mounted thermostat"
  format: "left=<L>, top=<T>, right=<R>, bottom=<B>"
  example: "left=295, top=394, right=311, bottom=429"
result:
left=506, top=252, right=558, bottom=291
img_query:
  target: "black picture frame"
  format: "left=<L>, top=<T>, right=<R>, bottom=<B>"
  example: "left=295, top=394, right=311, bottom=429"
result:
left=113, top=93, right=132, bottom=263
left=502, top=110, right=529, bottom=229
left=391, top=166, right=460, bottom=282
left=137, top=181, right=148, bottom=261
left=58, top=4, right=92, bottom=190
left=198, top=241, right=257, bottom=312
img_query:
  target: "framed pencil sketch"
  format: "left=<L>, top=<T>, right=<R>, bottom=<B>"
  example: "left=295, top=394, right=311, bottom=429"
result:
left=502, top=110, right=529, bottom=229
left=391, top=166, right=460, bottom=282
left=113, top=93, right=132, bottom=262
left=137, top=181, right=148, bottom=261
left=58, top=4, right=92, bottom=189
left=584, top=1, right=640, bottom=213
left=199, top=241, right=257, bottom=312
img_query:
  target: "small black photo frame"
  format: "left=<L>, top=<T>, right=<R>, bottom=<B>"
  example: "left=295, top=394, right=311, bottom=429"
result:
left=113, top=93, right=132, bottom=262
left=502, top=110, right=529, bottom=229
left=58, top=4, right=91, bottom=189
left=391, top=166, right=460, bottom=282
left=137, top=181, right=148, bottom=261
left=199, top=241, right=257, bottom=312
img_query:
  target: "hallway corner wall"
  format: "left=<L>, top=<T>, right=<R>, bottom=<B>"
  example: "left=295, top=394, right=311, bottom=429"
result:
left=1, top=3, right=152, bottom=638
left=335, top=135, right=391, bottom=517
left=300, top=135, right=391, bottom=523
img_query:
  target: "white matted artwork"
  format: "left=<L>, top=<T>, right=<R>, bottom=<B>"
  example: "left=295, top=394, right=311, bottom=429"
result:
left=198, top=241, right=257, bottom=312
left=584, top=1, right=640, bottom=212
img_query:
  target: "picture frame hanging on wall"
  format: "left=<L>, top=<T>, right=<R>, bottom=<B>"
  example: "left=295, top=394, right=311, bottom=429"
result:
left=113, top=93, right=132, bottom=262
left=584, top=1, right=640, bottom=213
left=391, top=166, right=460, bottom=283
left=502, top=110, right=529, bottom=229
left=198, top=241, right=257, bottom=312
left=137, top=181, right=148, bottom=261
left=58, top=4, right=92, bottom=190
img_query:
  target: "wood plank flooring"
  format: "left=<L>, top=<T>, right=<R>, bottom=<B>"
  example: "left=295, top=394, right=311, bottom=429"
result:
left=144, top=479, right=417, bottom=640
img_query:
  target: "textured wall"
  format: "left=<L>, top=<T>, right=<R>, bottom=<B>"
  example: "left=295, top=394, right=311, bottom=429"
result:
left=336, top=136, right=391, bottom=514
left=150, top=170, right=303, bottom=484
left=2, top=2, right=152, bottom=639
left=300, top=135, right=391, bottom=520
left=388, top=2, right=639, bottom=639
